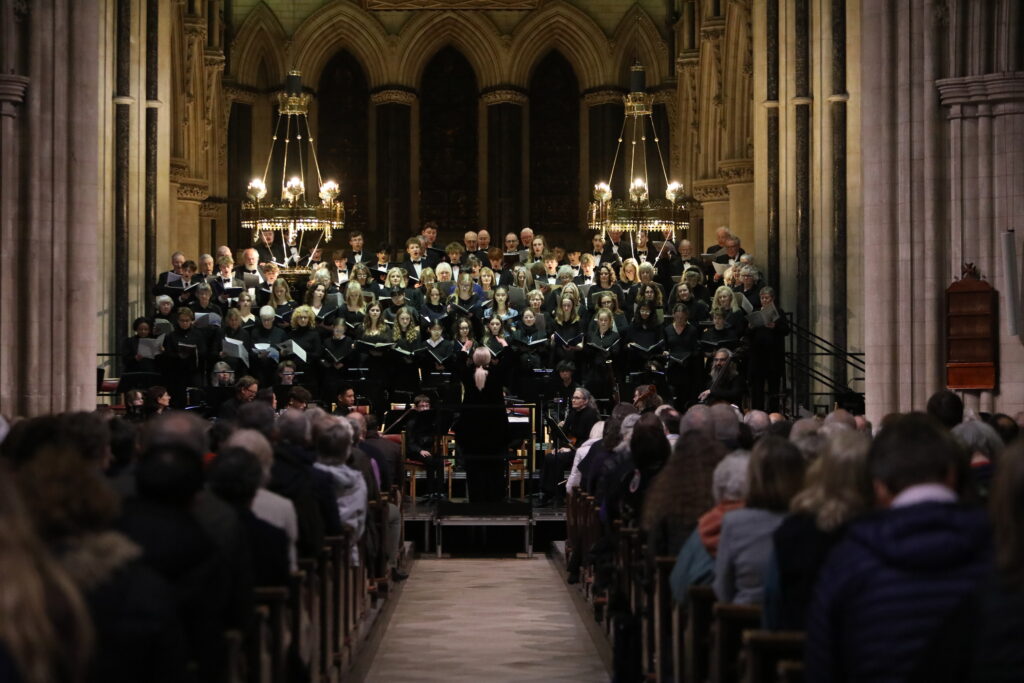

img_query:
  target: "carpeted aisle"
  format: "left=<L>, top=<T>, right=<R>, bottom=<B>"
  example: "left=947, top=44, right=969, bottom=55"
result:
left=364, top=558, right=609, bottom=682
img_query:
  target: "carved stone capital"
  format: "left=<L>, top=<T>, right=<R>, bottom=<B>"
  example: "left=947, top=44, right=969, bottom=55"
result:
left=170, top=157, right=189, bottom=181
left=481, top=88, right=527, bottom=106
left=222, top=84, right=256, bottom=105
left=370, top=88, right=417, bottom=106
left=204, top=50, right=226, bottom=70
left=176, top=179, right=210, bottom=202
left=676, top=49, right=700, bottom=70
left=651, top=88, right=677, bottom=106
left=718, top=159, right=754, bottom=184
left=0, top=74, right=30, bottom=117
left=199, top=200, right=220, bottom=218
left=937, top=72, right=1024, bottom=116
left=700, top=18, right=726, bottom=42
left=583, top=89, right=625, bottom=107
left=691, top=180, right=730, bottom=202
left=183, top=14, right=206, bottom=39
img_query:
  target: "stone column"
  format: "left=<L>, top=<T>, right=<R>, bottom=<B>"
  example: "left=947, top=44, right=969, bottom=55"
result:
left=830, top=0, right=849, bottom=387
left=793, top=0, right=812, bottom=407
left=483, top=88, right=527, bottom=240
left=145, top=0, right=159, bottom=295
left=114, top=0, right=132, bottom=370
left=371, top=88, right=415, bottom=247
left=0, top=0, right=101, bottom=415
left=764, top=0, right=781, bottom=292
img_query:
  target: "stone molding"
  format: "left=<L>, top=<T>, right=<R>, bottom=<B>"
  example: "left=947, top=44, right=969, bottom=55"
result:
left=176, top=179, right=210, bottom=202
left=370, top=89, right=418, bottom=106
left=0, top=74, right=30, bottom=117
left=718, top=159, right=754, bottom=183
left=582, top=89, right=624, bottom=107
left=199, top=200, right=220, bottom=218
left=363, top=0, right=538, bottom=7
left=481, top=88, right=527, bottom=106
left=691, top=179, right=729, bottom=202
left=937, top=72, right=1024, bottom=117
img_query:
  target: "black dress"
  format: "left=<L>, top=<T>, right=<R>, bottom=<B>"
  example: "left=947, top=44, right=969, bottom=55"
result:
left=663, top=321, right=701, bottom=407
left=454, top=360, right=508, bottom=503
left=583, top=329, right=620, bottom=403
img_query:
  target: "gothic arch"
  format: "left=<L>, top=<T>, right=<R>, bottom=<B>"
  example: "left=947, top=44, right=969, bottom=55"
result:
left=396, top=11, right=502, bottom=89
left=610, top=6, right=670, bottom=87
left=230, top=2, right=287, bottom=87
left=508, top=1, right=610, bottom=91
left=292, top=3, right=390, bottom=91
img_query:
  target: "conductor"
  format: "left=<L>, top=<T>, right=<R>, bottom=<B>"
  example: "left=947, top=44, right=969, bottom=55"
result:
left=454, top=346, right=509, bottom=502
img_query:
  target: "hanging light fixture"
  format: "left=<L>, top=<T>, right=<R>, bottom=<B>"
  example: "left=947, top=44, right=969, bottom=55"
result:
left=241, top=70, right=344, bottom=268
left=587, top=64, right=690, bottom=237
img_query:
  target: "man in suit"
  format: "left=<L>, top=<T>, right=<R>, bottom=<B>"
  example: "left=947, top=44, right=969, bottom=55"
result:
left=346, top=231, right=367, bottom=269
left=618, top=230, right=654, bottom=264
left=707, top=225, right=732, bottom=255
left=234, top=248, right=267, bottom=290
left=152, top=251, right=187, bottom=296
left=677, top=239, right=702, bottom=273
left=402, top=237, right=428, bottom=281
left=255, top=229, right=280, bottom=265
left=420, top=222, right=444, bottom=269
left=211, top=256, right=245, bottom=306
left=475, top=229, right=492, bottom=262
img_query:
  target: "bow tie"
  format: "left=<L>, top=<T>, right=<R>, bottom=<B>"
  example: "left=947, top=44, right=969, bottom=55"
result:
left=245, top=269, right=257, bottom=274
left=412, top=260, right=422, bottom=265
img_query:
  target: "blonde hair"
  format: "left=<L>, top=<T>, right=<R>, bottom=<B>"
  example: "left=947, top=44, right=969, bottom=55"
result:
left=713, top=285, right=742, bottom=313
left=790, top=430, right=872, bottom=532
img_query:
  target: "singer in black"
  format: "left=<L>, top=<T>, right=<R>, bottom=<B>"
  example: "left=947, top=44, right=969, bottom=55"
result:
left=455, top=347, right=509, bottom=502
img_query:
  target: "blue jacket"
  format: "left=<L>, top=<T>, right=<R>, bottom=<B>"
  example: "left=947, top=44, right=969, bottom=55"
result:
left=805, top=502, right=991, bottom=683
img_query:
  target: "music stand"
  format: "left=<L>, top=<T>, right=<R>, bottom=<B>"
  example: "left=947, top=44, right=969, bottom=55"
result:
left=544, top=415, right=575, bottom=450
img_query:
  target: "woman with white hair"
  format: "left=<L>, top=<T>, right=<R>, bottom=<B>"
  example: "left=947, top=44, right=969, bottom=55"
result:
left=454, top=346, right=509, bottom=502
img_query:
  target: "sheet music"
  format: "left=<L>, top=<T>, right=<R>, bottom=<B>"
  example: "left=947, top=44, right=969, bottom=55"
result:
left=222, top=337, right=249, bottom=366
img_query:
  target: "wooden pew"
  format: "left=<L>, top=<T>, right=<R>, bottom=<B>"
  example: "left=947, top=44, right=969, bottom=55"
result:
left=740, top=631, right=805, bottom=683
left=685, top=585, right=716, bottom=683
left=224, top=629, right=245, bottom=683
left=651, top=555, right=677, bottom=682
left=710, top=603, right=762, bottom=683
left=245, top=605, right=273, bottom=683
left=297, top=559, right=322, bottom=683
left=253, top=586, right=290, bottom=683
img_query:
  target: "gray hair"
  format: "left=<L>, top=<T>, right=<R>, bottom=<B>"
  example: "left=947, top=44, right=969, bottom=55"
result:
left=316, top=420, right=354, bottom=465
left=277, top=408, right=311, bottom=446
left=222, top=429, right=274, bottom=484
left=680, top=404, right=712, bottom=437
left=952, top=420, right=1004, bottom=460
left=556, top=265, right=576, bottom=282
left=712, top=451, right=750, bottom=502
left=709, top=403, right=740, bottom=445
left=155, top=294, right=173, bottom=307
left=743, top=410, right=771, bottom=438
left=615, top=414, right=642, bottom=454
left=259, top=305, right=276, bottom=321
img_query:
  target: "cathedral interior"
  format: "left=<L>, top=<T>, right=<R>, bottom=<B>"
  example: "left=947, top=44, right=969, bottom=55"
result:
left=0, top=0, right=1021, bottom=423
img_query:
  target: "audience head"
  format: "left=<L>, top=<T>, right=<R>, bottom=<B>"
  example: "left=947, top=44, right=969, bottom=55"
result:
left=208, top=447, right=263, bottom=509
left=139, top=411, right=209, bottom=459
left=135, top=442, right=205, bottom=507
left=988, top=413, right=1020, bottom=445
left=823, top=409, right=856, bottom=431
left=277, top=409, right=311, bottom=446
left=926, top=390, right=964, bottom=429
left=869, top=413, right=963, bottom=506
left=712, top=452, right=750, bottom=503
left=643, top=432, right=726, bottom=532
left=316, top=420, right=354, bottom=465
left=346, top=412, right=367, bottom=443
left=679, top=404, right=712, bottom=438
left=235, top=401, right=277, bottom=440
left=791, top=429, right=873, bottom=532
left=709, top=403, right=740, bottom=448
left=630, top=413, right=671, bottom=471
left=746, top=436, right=807, bottom=512
left=743, top=410, right=771, bottom=440
left=222, top=428, right=274, bottom=485
left=952, top=419, right=1004, bottom=463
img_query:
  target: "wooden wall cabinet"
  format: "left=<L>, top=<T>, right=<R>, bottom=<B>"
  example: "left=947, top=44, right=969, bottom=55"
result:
left=946, top=277, right=997, bottom=390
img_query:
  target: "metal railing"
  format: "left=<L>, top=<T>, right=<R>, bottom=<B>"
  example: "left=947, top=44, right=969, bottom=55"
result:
left=784, top=313, right=865, bottom=416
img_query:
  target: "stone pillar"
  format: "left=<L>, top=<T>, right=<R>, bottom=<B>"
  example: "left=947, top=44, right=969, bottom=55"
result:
left=371, top=88, right=415, bottom=247
left=830, top=0, right=849, bottom=387
left=0, top=0, right=101, bottom=415
left=764, top=0, right=781, bottom=292
left=114, top=0, right=131, bottom=371
left=483, top=88, right=527, bottom=240
left=145, top=0, right=159, bottom=296
left=793, top=0, right=812, bottom=407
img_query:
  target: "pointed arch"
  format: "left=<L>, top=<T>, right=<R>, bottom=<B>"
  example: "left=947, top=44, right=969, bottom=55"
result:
left=231, top=2, right=287, bottom=87
left=292, top=4, right=390, bottom=90
left=610, top=6, right=670, bottom=87
left=508, top=1, right=610, bottom=90
left=396, top=11, right=502, bottom=89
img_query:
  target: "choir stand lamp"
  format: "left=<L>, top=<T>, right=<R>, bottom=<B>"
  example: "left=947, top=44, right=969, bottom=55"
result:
left=587, top=63, right=691, bottom=260
left=241, top=70, right=345, bottom=286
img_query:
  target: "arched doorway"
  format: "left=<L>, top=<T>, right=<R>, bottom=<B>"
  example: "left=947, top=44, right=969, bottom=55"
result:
left=420, top=46, right=479, bottom=233
left=317, top=50, right=370, bottom=235
left=529, top=51, right=580, bottom=235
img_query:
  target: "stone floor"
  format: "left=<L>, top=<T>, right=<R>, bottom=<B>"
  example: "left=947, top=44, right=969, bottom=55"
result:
left=363, top=558, right=609, bottom=682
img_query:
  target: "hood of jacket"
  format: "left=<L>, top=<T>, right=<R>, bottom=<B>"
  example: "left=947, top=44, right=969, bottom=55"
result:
left=53, top=531, right=142, bottom=591
left=844, top=502, right=991, bottom=573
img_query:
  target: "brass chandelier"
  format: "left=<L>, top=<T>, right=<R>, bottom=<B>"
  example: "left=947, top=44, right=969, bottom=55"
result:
left=587, top=64, right=689, bottom=235
left=241, top=70, right=344, bottom=262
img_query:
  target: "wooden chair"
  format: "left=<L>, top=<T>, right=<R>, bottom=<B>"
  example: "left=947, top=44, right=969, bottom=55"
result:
left=740, top=631, right=805, bottom=683
left=652, top=555, right=677, bottom=682
left=711, top=603, right=763, bottom=683
left=223, top=629, right=245, bottom=683
left=245, top=605, right=273, bottom=683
